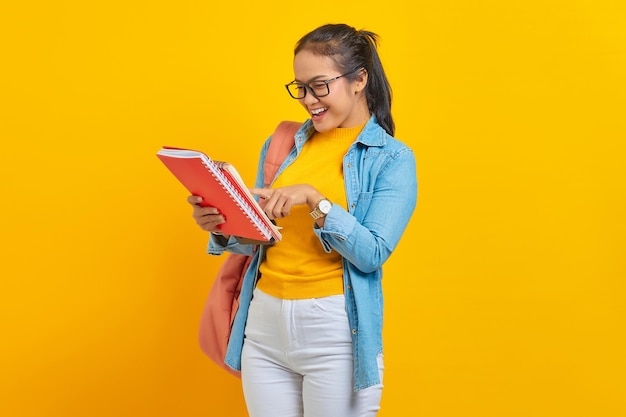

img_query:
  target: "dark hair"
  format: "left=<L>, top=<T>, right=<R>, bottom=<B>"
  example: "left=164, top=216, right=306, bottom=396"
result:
left=294, top=23, right=395, bottom=136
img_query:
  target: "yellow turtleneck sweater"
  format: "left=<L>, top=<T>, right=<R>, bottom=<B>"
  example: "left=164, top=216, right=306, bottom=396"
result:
left=257, top=123, right=365, bottom=299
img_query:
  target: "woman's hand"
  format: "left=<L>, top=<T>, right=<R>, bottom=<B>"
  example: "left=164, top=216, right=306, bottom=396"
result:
left=187, top=195, right=226, bottom=233
left=250, top=184, right=324, bottom=220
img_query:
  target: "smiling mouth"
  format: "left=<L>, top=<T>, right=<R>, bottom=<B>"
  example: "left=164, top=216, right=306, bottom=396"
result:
left=310, top=107, right=327, bottom=118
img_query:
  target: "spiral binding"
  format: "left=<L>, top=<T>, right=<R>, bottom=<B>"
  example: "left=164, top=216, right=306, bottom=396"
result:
left=201, top=158, right=273, bottom=240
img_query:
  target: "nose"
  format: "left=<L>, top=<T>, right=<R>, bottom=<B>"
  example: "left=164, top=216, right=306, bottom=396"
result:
left=302, top=88, right=319, bottom=106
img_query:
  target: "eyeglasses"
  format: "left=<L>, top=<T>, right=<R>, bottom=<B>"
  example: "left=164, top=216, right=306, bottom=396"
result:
left=285, top=68, right=362, bottom=99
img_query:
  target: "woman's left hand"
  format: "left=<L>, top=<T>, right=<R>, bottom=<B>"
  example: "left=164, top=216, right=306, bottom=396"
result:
left=250, top=184, right=324, bottom=220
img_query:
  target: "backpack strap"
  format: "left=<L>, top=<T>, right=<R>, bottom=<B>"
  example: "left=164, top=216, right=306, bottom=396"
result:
left=263, top=121, right=302, bottom=187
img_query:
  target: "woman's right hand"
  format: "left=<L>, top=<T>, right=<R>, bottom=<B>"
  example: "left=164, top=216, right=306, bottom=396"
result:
left=187, top=196, right=226, bottom=233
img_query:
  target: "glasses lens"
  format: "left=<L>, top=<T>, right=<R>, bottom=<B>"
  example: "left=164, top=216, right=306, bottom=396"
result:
left=287, top=83, right=305, bottom=99
left=310, top=81, right=329, bottom=97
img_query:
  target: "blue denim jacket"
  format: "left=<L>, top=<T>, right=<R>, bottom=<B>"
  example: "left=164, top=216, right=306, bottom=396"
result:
left=207, top=116, right=417, bottom=391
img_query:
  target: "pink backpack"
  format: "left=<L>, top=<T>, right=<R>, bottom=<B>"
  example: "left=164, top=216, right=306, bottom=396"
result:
left=198, top=121, right=302, bottom=377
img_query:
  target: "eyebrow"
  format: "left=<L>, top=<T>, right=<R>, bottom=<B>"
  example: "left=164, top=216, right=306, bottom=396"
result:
left=293, top=74, right=331, bottom=83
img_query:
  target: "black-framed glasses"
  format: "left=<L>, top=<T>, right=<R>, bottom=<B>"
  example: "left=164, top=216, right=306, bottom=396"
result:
left=285, top=68, right=362, bottom=99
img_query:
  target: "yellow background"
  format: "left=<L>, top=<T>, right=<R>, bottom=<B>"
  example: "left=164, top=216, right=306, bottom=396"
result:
left=1, top=1, right=625, bottom=416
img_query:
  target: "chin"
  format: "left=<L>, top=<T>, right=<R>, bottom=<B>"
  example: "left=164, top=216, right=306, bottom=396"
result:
left=311, top=119, right=336, bottom=133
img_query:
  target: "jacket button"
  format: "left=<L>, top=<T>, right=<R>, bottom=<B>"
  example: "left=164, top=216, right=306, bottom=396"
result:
left=352, top=329, right=357, bottom=335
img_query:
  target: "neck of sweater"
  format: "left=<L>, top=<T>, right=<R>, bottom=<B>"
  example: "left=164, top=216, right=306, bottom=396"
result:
left=314, top=123, right=366, bottom=143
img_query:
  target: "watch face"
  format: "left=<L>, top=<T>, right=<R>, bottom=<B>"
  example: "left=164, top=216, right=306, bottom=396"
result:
left=319, top=199, right=332, bottom=214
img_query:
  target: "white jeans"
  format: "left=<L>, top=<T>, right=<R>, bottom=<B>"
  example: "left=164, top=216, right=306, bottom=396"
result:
left=241, top=288, right=384, bottom=417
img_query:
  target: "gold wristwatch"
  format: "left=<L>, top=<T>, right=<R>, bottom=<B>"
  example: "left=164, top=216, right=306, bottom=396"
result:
left=310, top=198, right=332, bottom=220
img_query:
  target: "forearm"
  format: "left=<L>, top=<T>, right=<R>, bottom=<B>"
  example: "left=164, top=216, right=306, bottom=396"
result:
left=315, top=153, right=417, bottom=272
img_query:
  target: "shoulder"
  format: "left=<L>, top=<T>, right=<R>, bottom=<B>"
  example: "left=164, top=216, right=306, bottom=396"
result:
left=359, top=119, right=414, bottom=159
left=383, top=133, right=413, bottom=156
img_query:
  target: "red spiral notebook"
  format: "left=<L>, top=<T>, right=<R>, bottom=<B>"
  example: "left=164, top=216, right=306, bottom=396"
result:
left=156, top=147, right=282, bottom=244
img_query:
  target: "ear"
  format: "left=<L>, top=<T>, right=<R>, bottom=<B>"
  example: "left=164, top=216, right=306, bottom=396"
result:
left=353, top=68, right=368, bottom=94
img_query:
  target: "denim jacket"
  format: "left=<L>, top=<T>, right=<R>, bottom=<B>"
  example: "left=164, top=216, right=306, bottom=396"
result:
left=207, top=116, right=417, bottom=391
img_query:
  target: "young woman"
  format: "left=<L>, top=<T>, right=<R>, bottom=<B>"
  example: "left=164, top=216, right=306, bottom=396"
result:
left=188, top=23, right=417, bottom=417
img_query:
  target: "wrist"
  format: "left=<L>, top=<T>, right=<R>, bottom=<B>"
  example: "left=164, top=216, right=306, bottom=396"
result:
left=307, top=189, right=325, bottom=210
left=310, top=197, right=332, bottom=220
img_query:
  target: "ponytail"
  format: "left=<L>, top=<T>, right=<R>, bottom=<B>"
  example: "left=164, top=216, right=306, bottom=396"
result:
left=359, top=31, right=394, bottom=136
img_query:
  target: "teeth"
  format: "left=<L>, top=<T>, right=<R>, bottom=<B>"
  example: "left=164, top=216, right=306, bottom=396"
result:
left=311, top=108, right=327, bottom=115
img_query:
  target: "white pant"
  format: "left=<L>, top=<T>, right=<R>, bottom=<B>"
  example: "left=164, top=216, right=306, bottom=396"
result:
left=241, top=288, right=383, bottom=417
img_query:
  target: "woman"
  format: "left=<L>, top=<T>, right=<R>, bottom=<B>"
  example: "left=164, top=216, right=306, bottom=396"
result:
left=188, top=23, right=417, bottom=417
